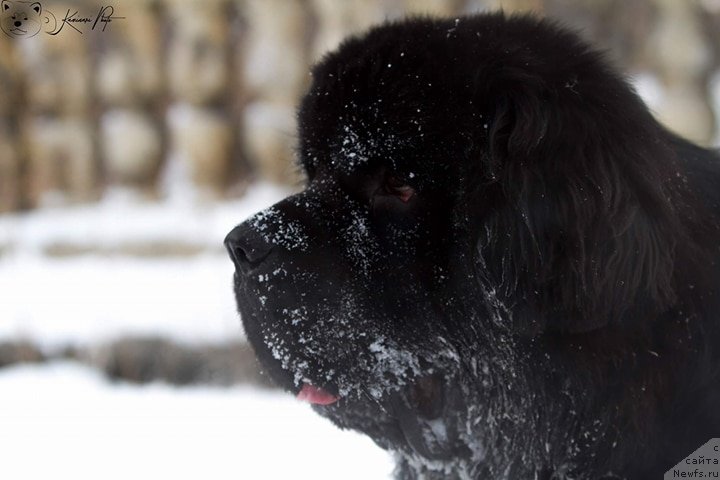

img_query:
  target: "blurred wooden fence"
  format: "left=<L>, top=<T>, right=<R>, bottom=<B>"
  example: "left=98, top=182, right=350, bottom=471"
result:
left=0, top=0, right=718, bottom=212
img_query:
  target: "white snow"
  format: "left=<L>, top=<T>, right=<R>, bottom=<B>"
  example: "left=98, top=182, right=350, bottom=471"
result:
left=0, top=361, right=394, bottom=480
left=0, top=183, right=291, bottom=348
left=0, top=254, right=240, bottom=347
left=0, top=182, right=291, bottom=255
left=250, top=206, right=310, bottom=252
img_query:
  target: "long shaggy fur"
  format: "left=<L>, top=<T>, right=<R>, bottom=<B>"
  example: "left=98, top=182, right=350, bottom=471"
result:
left=226, top=13, right=720, bottom=479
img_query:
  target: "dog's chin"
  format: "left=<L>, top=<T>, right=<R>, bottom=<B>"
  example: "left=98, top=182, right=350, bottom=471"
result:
left=240, top=308, right=469, bottom=460
left=316, top=373, right=475, bottom=464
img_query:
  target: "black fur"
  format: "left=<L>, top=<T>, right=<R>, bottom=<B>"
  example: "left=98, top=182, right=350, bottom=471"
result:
left=226, top=13, right=720, bottom=479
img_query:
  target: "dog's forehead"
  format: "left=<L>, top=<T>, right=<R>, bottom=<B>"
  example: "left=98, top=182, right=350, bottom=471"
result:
left=298, top=19, right=510, bottom=183
left=301, top=68, right=473, bottom=184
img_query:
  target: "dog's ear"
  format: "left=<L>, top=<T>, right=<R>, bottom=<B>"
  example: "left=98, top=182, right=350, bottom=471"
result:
left=2, top=1, right=12, bottom=12
left=479, top=60, right=685, bottom=334
left=30, top=2, right=41, bottom=15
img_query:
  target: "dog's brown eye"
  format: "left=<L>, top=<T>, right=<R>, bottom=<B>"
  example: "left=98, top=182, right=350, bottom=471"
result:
left=384, top=176, right=415, bottom=202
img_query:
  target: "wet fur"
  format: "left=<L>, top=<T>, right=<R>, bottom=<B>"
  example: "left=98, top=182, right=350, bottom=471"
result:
left=227, top=13, right=720, bottom=479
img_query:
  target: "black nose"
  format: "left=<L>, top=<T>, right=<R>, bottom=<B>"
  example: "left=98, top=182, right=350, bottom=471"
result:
left=14, top=21, right=21, bottom=27
left=224, top=224, right=274, bottom=273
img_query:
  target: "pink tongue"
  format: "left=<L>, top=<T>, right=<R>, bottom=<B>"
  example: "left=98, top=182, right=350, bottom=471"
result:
left=297, top=384, right=340, bottom=405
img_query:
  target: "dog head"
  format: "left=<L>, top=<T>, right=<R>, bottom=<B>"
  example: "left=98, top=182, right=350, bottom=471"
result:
left=1, top=1, right=42, bottom=38
left=226, top=14, right=710, bottom=477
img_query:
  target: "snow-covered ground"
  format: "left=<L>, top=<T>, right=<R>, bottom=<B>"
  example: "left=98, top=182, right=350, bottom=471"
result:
left=0, top=182, right=290, bottom=348
left=0, top=254, right=241, bottom=347
left=0, top=361, right=394, bottom=480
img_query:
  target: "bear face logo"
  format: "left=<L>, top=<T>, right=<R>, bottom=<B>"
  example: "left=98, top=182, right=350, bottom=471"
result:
left=1, top=1, right=42, bottom=38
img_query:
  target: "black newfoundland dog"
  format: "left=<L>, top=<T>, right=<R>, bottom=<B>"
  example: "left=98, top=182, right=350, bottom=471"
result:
left=226, top=13, right=720, bottom=479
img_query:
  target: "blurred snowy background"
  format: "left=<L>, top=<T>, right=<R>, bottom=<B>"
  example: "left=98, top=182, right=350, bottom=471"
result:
left=0, top=0, right=719, bottom=479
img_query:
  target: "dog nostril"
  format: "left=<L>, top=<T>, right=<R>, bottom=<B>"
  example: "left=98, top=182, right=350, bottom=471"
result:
left=224, top=225, right=274, bottom=272
left=226, top=243, right=249, bottom=267
left=14, top=21, right=21, bottom=27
